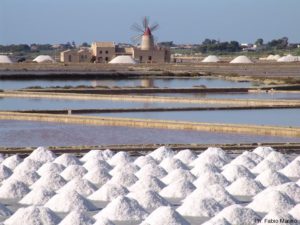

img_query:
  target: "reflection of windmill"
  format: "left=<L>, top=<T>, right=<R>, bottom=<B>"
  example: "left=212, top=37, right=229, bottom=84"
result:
left=131, top=17, right=159, bottom=50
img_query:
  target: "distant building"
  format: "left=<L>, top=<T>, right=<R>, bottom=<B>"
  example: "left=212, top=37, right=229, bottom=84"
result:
left=60, top=48, right=92, bottom=63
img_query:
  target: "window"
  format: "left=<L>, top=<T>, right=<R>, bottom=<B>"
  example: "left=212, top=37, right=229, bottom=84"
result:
left=98, top=57, right=103, bottom=63
left=105, top=57, right=109, bottom=62
left=105, top=50, right=109, bottom=54
left=139, top=56, right=143, bottom=62
left=100, top=50, right=102, bottom=54
left=68, top=55, right=72, bottom=62
left=148, top=56, right=152, bottom=61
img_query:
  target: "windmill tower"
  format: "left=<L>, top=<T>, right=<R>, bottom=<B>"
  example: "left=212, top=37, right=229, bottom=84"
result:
left=132, top=17, right=159, bottom=51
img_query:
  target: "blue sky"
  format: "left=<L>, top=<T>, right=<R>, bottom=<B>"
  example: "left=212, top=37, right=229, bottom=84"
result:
left=0, top=0, right=299, bottom=45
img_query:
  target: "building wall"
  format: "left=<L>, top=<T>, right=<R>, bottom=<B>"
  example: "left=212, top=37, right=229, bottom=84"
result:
left=60, top=49, right=92, bottom=63
left=78, top=50, right=92, bottom=62
left=132, top=48, right=170, bottom=63
left=91, top=42, right=116, bottom=63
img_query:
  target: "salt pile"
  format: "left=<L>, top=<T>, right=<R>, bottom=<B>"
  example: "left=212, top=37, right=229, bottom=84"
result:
left=0, top=55, right=13, bottom=64
left=0, top=165, right=12, bottom=182
left=221, top=164, right=254, bottom=182
left=109, top=163, right=139, bottom=176
left=190, top=163, right=220, bottom=177
left=161, top=168, right=196, bottom=184
left=241, top=151, right=263, bottom=164
left=109, top=55, right=137, bottom=64
left=45, top=190, right=97, bottom=213
left=80, top=150, right=106, bottom=162
left=177, top=196, right=222, bottom=217
left=230, top=55, right=253, bottom=64
left=58, top=211, right=95, bottom=225
left=60, top=165, right=87, bottom=180
left=13, top=158, right=42, bottom=174
left=202, top=55, right=220, bottom=63
left=135, top=163, right=167, bottom=179
left=255, top=169, right=290, bottom=187
left=30, top=173, right=67, bottom=191
left=134, top=155, right=157, bottom=168
left=193, top=171, right=230, bottom=187
left=37, top=162, right=65, bottom=176
left=188, top=184, right=237, bottom=207
left=289, top=204, right=300, bottom=220
left=280, top=160, right=300, bottom=178
left=109, top=171, right=138, bottom=187
left=93, top=218, right=116, bottom=225
left=27, top=147, right=56, bottom=163
left=213, top=204, right=261, bottom=225
left=0, top=203, right=12, bottom=217
left=258, top=211, right=297, bottom=225
left=33, top=55, right=55, bottom=63
left=226, top=177, right=264, bottom=196
left=19, top=187, right=55, bottom=205
left=88, top=182, right=129, bottom=201
left=190, top=148, right=229, bottom=168
left=83, top=167, right=112, bottom=186
left=148, top=146, right=175, bottom=162
left=247, top=190, right=295, bottom=213
left=128, top=175, right=166, bottom=192
left=7, top=170, right=40, bottom=186
left=277, top=54, right=300, bottom=62
left=251, top=159, right=285, bottom=174
left=108, top=151, right=132, bottom=166
left=54, top=153, right=81, bottom=167
left=127, top=190, right=169, bottom=211
left=2, top=154, right=22, bottom=170
left=273, top=182, right=300, bottom=203
left=253, top=146, right=274, bottom=158
left=0, top=179, right=30, bottom=199
left=265, top=151, right=290, bottom=166
left=159, top=179, right=195, bottom=198
left=140, top=206, right=190, bottom=225
left=226, top=155, right=257, bottom=169
left=202, top=218, right=231, bottom=225
left=159, top=157, right=188, bottom=173
left=83, top=159, right=112, bottom=171
left=174, top=149, right=197, bottom=164
left=94, top=196, right=148, bottom=221
left=57, top=177, right=97, bottom=196
left=3, top=206, right=60, bottom=225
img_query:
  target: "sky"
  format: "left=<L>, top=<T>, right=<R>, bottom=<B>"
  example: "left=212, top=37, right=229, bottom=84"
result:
left=0, top=0, right=299, bottom=45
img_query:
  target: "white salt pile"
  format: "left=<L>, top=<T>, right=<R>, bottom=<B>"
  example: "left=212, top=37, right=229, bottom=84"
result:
left=190, top=163, right=220, bottom=177
left=280, top=160, right=300, bottom=178
left=187, top=184, right=237, bottom=207
left=213, top=204, right=261, bottom=225
left=0, top=165, right=12, bottom=182
left=33, top=55, right=55, bottom=63
left=140, top=206, right=190, bottom=225
left=13, top=158, right=43, bottom=174
left=0, top=154, right=4, bottom=163
left=174, top=149, right=197, bottom=164
left=258, top=211, right=297, bottom=225
left=2, top=154, right=22, bottom=170
left=190, top=151, right=228, bottom=168
left=108, top=151, right=132, bottom=166
left=83, top=159, right=112, bottom=172
left=134, top=155, right=157, bottom=168
left=277, top=54, right=300, bottom=62
left=160, top=179, right=195, bottom=198
left=159, top=157, right=189, bottom=173
left=109, top=171, right=138, bottom=187
left=148, top=146, right=175, bottom=162
left=273, top=182, right=300, bottom=203
left=202, top=218, right=231, bottom=225
left=45, top=190, right=97, bottom=213
left=109, top=55, right=138, bottom=64
left=109, top=163, right=139, bottom=176
left=127, top=190, right=169, bottom=211
left=135, top=163, right=167, bottom=179
left=80, top=150, right=106, bottom=162
left=221, top=164, right=255, bottom=182
left=247, top=190, right=295, bottom=213
left=54, top=153, right=81, bottom=167
left=177, top=196, right=222, bottom=217
left=0, top=203, right=12, bottom=217
left=3, top=206, right=60, bottom=225
left=193, top=171, right=230, bottom=187
left=265, top=151, right=290, bottom=166
left=241, top=151, right=263, bottom=164
left=0, top=179, right=30, bottom=199
left=202, top=55, right=220, bottom=63
left=251, top=159, right=285, bottom=174
left=27, top=147, right=56, bottom=163
left=0, top=55, right=13, bottom=64
left=58, top=211, right=95, bottom=225
left=57, top=177, right=97, bottom=196
left=101, top=149, right=114, bottom=160
left=19, top=187, right=56, bottom=205
left=253, top=146, right=274, bottom=158
left=230, top=55, right=253, bottom=64
left=60, top=165, right=87, bottom=181
left=88, top=182, right=128, bottom=201
left=83, top=168, right=112, bottom=186
left=37, top=162, right=65, bottom=176
left=94, top=196, right=148, bottom=221
left=30, top=173, right=67, bottom=191
left=226, top=177, right=264, bottom=196
left=289, top=204, right=300, bottom=220
left=128, top=175, right=166, bottom=192
left=93, top=218, right=116, bottom=225
left=225, top=155, right=257, bottom=169
left=161, top=168, right=196, bottom=184
left=6, top=170, right=40, bottom=186
left=255, top=169, right=290, bottom=187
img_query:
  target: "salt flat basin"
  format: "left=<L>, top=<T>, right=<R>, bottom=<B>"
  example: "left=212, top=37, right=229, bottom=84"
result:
left=1, top=120, right=300, bottom=147
left=0, top=97, right=223, bottom=111
left=0, top=77, right=253, bottom=90
left=86, top=108, right=300, bottom=127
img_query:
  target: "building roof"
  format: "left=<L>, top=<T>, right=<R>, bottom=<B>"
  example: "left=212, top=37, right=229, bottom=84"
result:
left=92, top=42, right=115, bottom=48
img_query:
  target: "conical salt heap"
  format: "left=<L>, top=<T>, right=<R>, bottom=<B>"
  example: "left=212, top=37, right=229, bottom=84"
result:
left=60, top=165, right=87, bottom=181
left=94, top=196, right=148, bottom=221
left=109, top=163, right=139, bottom=176
left=128, top=175, right=166, bottom=192
left=0, top=164, right=12, bottom=182
left=148, top=146, right=175, bottom=162
left=6, top=170, right=40, bottom=186
left=253, top=146, right=274, bottom=158
left=80, top=150, right=106, bottom=162
left=226, top=177, right=264, bottom=196
left=280, top=160, right=300, bottom=178
left=83, top=167, right=111, bottom=186
left=93, top=218, right=116, bottom=225
left=202, top=218, right=231, bottom=225
left=174, top=149, right=197, bottom=164
left=255, top=169, right=290, bottom=187
left=83, top=159, right=112, bottom=172
left=19, top=186, right=56, bottom=205
left=190, top=163, right=221, bottom=177
left=30, top=173, right=67, bottom=191
left=160, top=179, right=196, bottom=198
left=2, top=154, right=22, bottom=170
left=0, top=179, right=30, bottom=199
left=54, top=153, right=81, bottom=167
left=88, top=182, right=128, bottom=201
left=193, top=171, right=230, bottom=187
left=27, top=147, right=56, bottom=163
left=225, top=155, right=257, bottom=169
left=221, top=164, right=255, bottom=182
left=289, top=204, right=300, bottom=220
left=134, top=155, right=157, bottom=168
left=0, top=202, right=12, bottom=217
left=265, top=151, right=290, bottom=166
left=258, top=211, right=297, bottom=225
left=135, top=163, right=167, bottom=179
left=108, top=151, right=132, bottom=166
left=240, top=151, right=263, bottom=164
left=109, top=171, right=138, bottom=187
left=14, top=158, right=43, bottom=174
left=190, top=152, right=228, bottom=169
left=251, top=159, right=285, bottom=174
left=161, top=168, right=196, bottom=184
left=58, top=210, right=95, bottom=225
left=159, top=157, right=189, bottom=173
left=57, top=177, right=97, bottom=196
left=37, top=162, right=65, bottom=177
left=272, top=182, right=300, bottom=203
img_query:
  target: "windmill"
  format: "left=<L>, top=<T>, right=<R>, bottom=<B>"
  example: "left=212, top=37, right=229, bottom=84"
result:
left=131, top=17, right=159, bottom=50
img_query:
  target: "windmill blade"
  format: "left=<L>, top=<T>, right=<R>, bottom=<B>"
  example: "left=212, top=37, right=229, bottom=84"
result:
left=150, top=22, right=159, bottom=32
left=143, top=17, right=149, bottom=29
left=131, top=34, right=143, bottom=44
left=131, top=23, right=144, bottom=33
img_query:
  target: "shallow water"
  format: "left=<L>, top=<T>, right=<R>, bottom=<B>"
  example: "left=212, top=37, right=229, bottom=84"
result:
left=1, top=120, right=299, bottom=148
left=88, top=108, right=300, bottom=127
